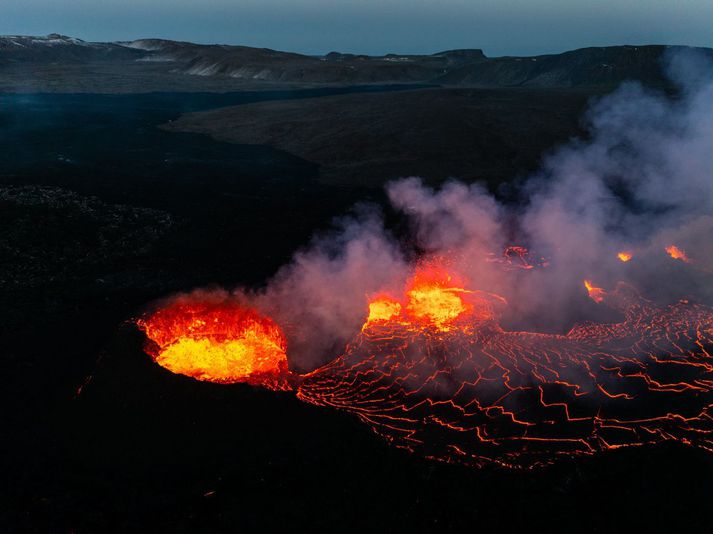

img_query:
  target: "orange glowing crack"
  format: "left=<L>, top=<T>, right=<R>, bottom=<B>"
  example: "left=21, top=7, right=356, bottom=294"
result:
left=137, top=256, right=713, bottom=470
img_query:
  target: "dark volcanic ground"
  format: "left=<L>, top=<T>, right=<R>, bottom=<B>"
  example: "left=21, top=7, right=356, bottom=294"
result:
left=2, top=87, right=712, bottom=532
left=163, top=87, right=601, bottom=187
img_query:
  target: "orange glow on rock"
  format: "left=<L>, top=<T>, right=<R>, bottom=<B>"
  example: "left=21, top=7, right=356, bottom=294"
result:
left=138, top=299, right=290, bottom=389
left=666, top=245, right=690, bottom=263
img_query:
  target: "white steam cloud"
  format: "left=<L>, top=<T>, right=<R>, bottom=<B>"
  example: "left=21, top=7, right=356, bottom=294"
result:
left=229, top=49, right=713, bottom=371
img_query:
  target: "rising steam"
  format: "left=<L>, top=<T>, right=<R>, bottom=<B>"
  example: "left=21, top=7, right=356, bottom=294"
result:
left=237, top=48, right=713, bottom=370
left=137, top=50, right=713, bottom=468
left=139, top=48, right=713, bottom=372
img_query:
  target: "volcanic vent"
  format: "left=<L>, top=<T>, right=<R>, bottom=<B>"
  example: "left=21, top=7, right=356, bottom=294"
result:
left=138, top=258, right=713, bottom=469
left=136, top=50, right=713, bottom=469
left=139, top=295, right=291, bottom=390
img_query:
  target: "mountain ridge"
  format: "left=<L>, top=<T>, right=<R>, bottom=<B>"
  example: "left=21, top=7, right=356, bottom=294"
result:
left=1, top=34, right=711, bottom=91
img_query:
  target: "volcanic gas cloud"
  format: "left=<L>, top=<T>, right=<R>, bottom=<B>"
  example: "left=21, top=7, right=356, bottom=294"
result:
left=139, top=50, right=713, bottom=468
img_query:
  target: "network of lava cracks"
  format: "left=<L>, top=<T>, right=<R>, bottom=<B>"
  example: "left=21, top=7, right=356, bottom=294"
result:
left=138, top=249, right=713, bottom=469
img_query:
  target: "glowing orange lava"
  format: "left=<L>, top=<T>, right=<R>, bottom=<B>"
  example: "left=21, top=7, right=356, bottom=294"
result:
left=138, top=299, right=290, bottom=389
left=137, top=253, right=713, bottom=470
left=404, top=266, right=471, bottom=330
left=666, top=245, right=690, bottom=262
left=617, top=251, right=632, bottom=262
left=365, top=296, right=402, bottom=327
left=584, top=280, right=606, bottom=303
left=363, top=265, right=491, bottom=332
left=300, top=283, right=713, bottom=468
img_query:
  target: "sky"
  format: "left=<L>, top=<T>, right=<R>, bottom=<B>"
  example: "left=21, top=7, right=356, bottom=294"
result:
left=2, top=0, right=712, bottom=56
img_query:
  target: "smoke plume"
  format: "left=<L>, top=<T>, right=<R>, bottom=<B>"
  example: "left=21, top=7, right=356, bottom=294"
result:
left=173, top=49, right=713, bottom=371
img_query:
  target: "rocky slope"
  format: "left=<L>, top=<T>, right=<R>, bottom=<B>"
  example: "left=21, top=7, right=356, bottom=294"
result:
left=125, top=39, right=486, bottom=83
left=0, top=34, right=143, bottom=64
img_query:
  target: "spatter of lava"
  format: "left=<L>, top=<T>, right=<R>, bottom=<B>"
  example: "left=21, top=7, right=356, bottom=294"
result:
left=138, top=261, right=713, bottom=469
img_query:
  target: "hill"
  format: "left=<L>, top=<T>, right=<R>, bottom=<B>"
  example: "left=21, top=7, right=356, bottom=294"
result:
left=1, top=34, right=710, bottom=91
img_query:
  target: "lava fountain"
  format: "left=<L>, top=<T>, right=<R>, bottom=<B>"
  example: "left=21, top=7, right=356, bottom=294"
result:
left=363, top=264, right=503, bottom=333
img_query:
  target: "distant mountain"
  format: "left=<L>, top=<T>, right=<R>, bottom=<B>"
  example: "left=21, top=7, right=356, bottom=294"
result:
left=1, top=34, right=711, bottom=91
left=0, top=34, right=142, bottom=64
left=433, top=45, right=707, bottom=87
left=121, top=39, right=485, bottom=83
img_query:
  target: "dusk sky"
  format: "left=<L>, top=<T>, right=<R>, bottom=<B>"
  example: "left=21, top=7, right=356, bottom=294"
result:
left=3, top=0, right=712, bottom=56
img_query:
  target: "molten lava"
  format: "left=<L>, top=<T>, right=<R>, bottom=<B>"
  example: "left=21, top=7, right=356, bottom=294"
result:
left=299, top=282, right=713, bottom=468
left=365, top=296, right=402, bottom=326
left=666, top=245, right=690, bottom=262
left=363, top=265, right=501, bottom=332
left=138, top=256, right=713, bottom=470
left=584, top=280, right=606, bottom=303
left=617, top=251, right=633, bottom=262
left=138, top=299, right=290, bottom=389
left=404, top=266, right=471, bottom=330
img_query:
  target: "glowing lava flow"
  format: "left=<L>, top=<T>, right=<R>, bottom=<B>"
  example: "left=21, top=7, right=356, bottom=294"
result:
left=138, top=299, right=290, bottom=390
left=138, top=263, right=713, bottom=469
left=298, top=281, right=713, bottom=468
left=584, top=280, right=606, bottom=303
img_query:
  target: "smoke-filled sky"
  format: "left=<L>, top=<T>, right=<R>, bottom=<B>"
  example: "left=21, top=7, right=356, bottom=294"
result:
left=3, top=0, right=713, bottom=56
